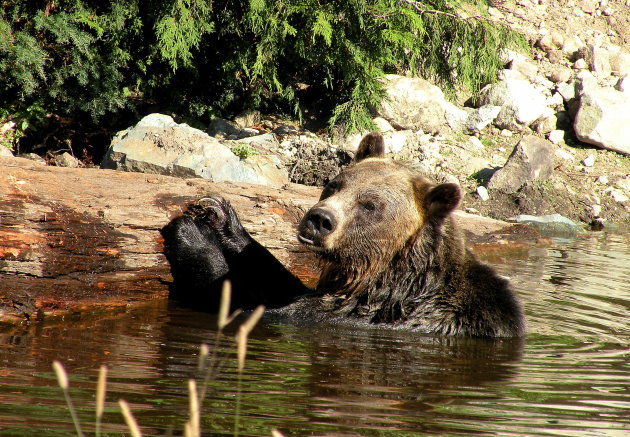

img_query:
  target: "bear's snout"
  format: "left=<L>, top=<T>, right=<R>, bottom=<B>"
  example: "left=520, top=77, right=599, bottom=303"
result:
left=297, top=207, right=337, bottom=248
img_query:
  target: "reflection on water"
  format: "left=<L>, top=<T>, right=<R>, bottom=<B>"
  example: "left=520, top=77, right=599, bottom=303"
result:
left=0, top=231, right=628, bottom=436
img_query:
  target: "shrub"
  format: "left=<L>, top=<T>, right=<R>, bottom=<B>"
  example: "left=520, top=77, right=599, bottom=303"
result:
left=0, top=1, right=525, bottom=154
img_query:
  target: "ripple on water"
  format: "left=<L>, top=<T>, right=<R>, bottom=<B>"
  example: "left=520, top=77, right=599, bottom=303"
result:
left=0, top=232, right=628, bottom=436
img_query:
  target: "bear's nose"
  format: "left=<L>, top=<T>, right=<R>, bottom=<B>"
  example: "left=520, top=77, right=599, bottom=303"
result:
left=303, top=208, right=337, bottom=237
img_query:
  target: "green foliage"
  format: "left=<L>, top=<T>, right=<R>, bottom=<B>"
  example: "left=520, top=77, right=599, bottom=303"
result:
left=0, top=0, right=526, bottom=152
left=231, top=143, right=259, bottom=160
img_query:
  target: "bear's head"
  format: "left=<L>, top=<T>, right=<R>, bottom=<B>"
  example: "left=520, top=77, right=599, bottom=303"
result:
left=297, top=132, right=462, bottom=278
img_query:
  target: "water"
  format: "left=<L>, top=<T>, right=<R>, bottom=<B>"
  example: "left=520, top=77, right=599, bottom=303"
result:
left=0, top=231, right=628, bottom=436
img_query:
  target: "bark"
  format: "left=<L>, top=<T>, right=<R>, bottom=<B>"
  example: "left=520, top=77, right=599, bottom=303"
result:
left=0, top=156, right=321, bottom=324
left=0, top=156, right=520, bottom=325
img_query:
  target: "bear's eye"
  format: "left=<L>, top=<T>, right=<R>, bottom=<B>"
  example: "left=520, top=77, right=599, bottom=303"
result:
left=320, top=180, right=341, bottom=200
left=360, top=200, right=376, bottom=213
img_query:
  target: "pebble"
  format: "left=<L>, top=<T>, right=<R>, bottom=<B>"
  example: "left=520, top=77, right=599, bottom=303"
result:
left=574, top=58, right=588, bottom=70
left=468, top=136, right=485, bottom=149
left=596, top=175, right=609, bottom=184
left=610, top=189, right=629, bottom=203
left=465, top=207, right=480, bottom=215
left=476, top=186, right=490, bottom=201
left=582, top=154, right=595, bottom=167
left=591, top=204, right=602, bottom=216
left=549, top=130, right=566, bottom=144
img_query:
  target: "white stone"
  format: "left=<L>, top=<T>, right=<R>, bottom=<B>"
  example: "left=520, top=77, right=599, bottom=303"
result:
left=549, top=130, right=567, bottom=144
left=582, top=154, right=595, bottom=166
left=610, top=189, right=629, bottom=203
left=378, top=74, right=450, bottom=134
left=464, top=105, right=501, bottom=133
left=574, top=58, right=588, bottom=70
left=500, top=129, right=513, bottom=137
left=591, top=204, right=602, bottom=216
left=614, top=76, right=630, bottom=93
left=478, top=77, right=553, bottom=131
left=468, top=136, right=485, bottom=149
left=373, top=117, right=394, bottom=132
left=476, top=186, right=490, bottom=201
left=596, top=175, right=609, bottom=184
left=384, top=131, right=409, bottom=153
left=573, top=82, right=630, bottom=155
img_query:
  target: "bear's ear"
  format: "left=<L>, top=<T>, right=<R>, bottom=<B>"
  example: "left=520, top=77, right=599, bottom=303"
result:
left=423, top=183, right=462, bottom=223
left=354, top=132, right=385, bottom=163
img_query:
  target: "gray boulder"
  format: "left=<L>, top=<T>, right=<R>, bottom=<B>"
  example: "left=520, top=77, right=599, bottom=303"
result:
left=573, top=80, right=630, bottom=155
left=377, top=74, right=449, bottom=134
left=487, top=135, right=555, bottom=193
left=101, top=114, right=288, bottom=187
left=508, top=214, right=582, bottom=235
left=478, top=75, right=553, bottom=131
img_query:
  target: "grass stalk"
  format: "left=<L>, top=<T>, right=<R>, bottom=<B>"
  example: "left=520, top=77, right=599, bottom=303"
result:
left=187, top=379, right=200, bottom=437
left=52, top=360, right=85, bottom=437
left=95, top=365, right=107, bottom=437
left=119, top=399, right=143, bottom=437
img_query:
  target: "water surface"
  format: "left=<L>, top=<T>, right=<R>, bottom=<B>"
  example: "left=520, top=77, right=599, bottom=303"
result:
left=0, top=231, right=628, bottom=436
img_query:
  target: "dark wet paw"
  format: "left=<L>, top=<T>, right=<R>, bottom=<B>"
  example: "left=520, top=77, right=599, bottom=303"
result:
left=188, top=196, right=250, bottom=254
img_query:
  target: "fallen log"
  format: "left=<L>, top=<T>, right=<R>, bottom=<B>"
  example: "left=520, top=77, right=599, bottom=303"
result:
left=0, top=156, right=521, bottom=325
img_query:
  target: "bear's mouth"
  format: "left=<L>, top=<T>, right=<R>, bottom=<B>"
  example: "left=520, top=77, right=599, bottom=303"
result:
left=297, top=232, right=319, bottom=247
left=297, top=231, right=327, bottom=251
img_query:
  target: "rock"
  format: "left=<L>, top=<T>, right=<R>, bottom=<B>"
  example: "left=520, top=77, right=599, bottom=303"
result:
left=562, top=35, right=583, bottom=58
left=464, top=105, right=502, bottom=133
left=102, top=114, right=289, bottom=188
left=384, top=131, right=411, bottom=154
left=0, top=146, right=13, bottom=157
left=52, top=152, right=81, bottom=168
left=548, top=66, right=573, bottom=83
left=476, top=186, right=490, bottom=201
left=588, top=46, right=612, bottom=77
left=609, top=51, right=630, bottom=76
left=574, top=58, right=588, bottom=70
left=596, top=175, right=609, bottom=184
left=18, top=153, right=47, bottom=165
left=487, top=135, right=555, bottom=193
left=573, top=81, right=630, bottom=155
left=209, top=117, right=241, bottom=138
left=443, top=102, right=469, bottom=132
left=272, top=124, right=298, bottom=135
left=478, top=76, right=552, bottom=131
left=233, top=110, right=261, bottom=128
left=609, top=189, right=629, bottom=203
left=508, top=213, right=583, bottom=234
left=614, top=76, right=630, bottom=93
left=532, top=114, right=557, bottom=134
left=549, top=130, right=566, bottom=144
left=373, top=117, right=394, bottom=132
left=580, top=0, right=597, bottom=14
left=582, top=154, right=595, bottom=167
left=377, top=74, right=449, bottom=134
left=209, top=117, right=259, bottom=140
left=468, top=136, right=485, bottom=150
left=591, top=204, right=602, bottom=217
left=509, top=58, right=539, bottom=82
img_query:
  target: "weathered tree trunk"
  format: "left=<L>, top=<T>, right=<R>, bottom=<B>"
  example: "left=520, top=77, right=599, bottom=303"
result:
left=1, top=156, right=520, bottom=325
left=0, top=156, right=322, bottom=324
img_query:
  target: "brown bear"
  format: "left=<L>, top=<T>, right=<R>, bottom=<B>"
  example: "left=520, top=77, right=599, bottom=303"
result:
left=161, top=132, right=524, bottom=337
